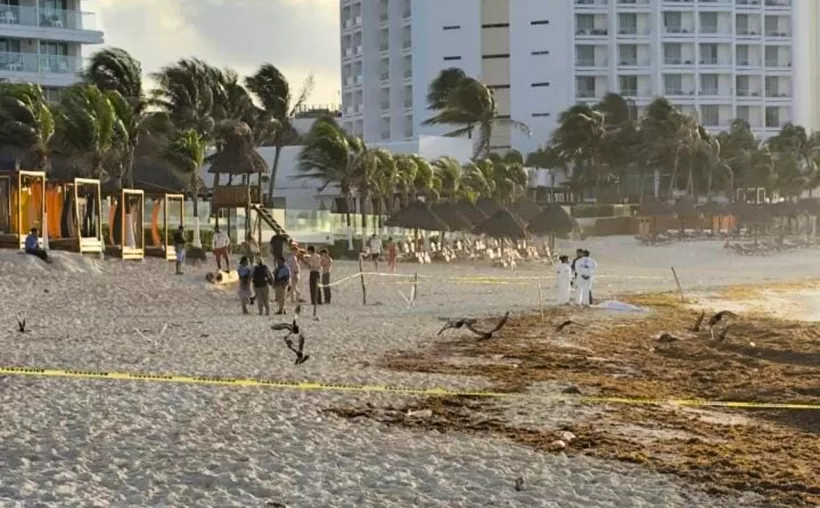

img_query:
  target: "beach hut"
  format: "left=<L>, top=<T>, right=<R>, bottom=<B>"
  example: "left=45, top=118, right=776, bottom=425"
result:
left=697, top=202, right=729, bottom=234
left=431, top=202, right=473, bottom=232
left=636, top=199, right=674, bottom=238
left=207, top=122, right=276, bottom=246
left=671, top=198, right=702, bottom=237
left=0, top=169, right=46, bottom=250
left=475, top=197, right=503, bottom=218
left=453, top=199, right=489, bottom=226
left=727, top=201, right=772, bottom=246
left=384, top=200, right=449, bottom=232
left=509, top=199, right=542, bottom=223
left=528, top=203, right=576, bottom=250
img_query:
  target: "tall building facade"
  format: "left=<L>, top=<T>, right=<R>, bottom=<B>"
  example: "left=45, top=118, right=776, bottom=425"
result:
left=340, top=0, right=815, bottom=155
left=0, top=0, right=104, bottom=101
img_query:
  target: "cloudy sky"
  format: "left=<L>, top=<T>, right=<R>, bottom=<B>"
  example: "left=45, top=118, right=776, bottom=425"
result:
left=86, top=0, right=341, bottom=105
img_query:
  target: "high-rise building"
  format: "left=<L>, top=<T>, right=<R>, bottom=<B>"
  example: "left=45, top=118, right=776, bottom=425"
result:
left=0, top=0, right=104, bottom=102
left=340, top=0, right=814, bottom=155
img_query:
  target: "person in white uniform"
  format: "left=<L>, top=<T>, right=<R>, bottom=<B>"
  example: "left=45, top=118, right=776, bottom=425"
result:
left=555, top=255, right=572, bottom=305
left=575, top=250, right=597, bottom=307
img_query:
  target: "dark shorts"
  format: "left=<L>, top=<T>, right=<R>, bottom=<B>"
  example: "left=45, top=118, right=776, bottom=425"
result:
left=370, top=253, right=379, bottom=261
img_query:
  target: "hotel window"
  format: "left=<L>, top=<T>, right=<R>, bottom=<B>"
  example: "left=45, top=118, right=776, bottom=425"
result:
left=664, top=43, right=682, bottom=64
left=765, top=106, right=779, bottom=128
left=736, top=45, right=750, bottom=65
left=700, top=74, right=718, bottom=95
left=701, top=105, right=719, bottom=126
left=736, top=106, right=751, bottom=123
left=619, top=75, right=637, bottom=96
left=664, top=74, right=682, bottom=95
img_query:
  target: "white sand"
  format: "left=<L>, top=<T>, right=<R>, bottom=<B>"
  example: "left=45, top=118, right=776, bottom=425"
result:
left=2, top=237, right=815, bottom=507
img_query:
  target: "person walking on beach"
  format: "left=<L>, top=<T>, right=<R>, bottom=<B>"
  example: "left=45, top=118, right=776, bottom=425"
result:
left=241, top=233, right=260, bottom=260
left=368, top=234, right=382, bottom=270
left=555, top=255, right=572, bottom=305
left=172, top=225, right=186, bottom=275
left=237, top=256, right=253, bottom=314
left=306, top=245, right=322, bottom=305
left=320, top=248, right=333, bottom=304
left=272, top=256, right=291, bottom=315
left=212, top=226, right=230, bottom=271
left=251, top=256, right=275, bottom=316
left=583, top=249, right=596, bottom=305
left=286, top=248, right=302, bottom=304
left=575, top=250, right=597, bottom=307
left=270, top=231, right=288, bottom=262
left=386, top=236, right=398, bottom=272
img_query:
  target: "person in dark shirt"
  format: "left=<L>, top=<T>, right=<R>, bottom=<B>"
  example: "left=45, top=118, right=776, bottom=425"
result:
left=269, top=233, right=288, bottom=262
left=172, top=226, right=186, bottom=275
left=24, top=228, right=51, bottom=263
left=236, top=256, right=253, bottom=314
left=272, top=256, right=291, bottom=315
left=251, top=256, right=274, bottom=316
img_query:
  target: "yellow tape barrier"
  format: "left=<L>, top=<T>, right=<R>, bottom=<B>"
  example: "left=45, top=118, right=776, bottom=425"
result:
left=1, top=366, right=817, bottom=410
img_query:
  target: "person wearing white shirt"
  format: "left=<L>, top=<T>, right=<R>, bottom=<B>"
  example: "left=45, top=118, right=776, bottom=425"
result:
left=555, top=255, right=572, bottom=305
left=212, top=226, right=231, bottom=271
left=368, top=234, right=382, bottom=270
left=575, top=250, right=597, bottom=307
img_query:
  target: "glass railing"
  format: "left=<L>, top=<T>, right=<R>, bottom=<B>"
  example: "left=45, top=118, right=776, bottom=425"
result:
left=0, top=5, right=96, bottom=31
left=0, top=52, right=84, bottom=74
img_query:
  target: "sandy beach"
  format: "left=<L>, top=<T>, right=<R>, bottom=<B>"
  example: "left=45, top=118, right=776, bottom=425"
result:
left=1, top=237, right=819, bottom=507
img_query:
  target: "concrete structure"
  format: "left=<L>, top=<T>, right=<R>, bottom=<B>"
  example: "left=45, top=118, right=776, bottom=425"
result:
left=0, top=0, right=104, bottom=101
left=340, top=0, right=809, bottom=154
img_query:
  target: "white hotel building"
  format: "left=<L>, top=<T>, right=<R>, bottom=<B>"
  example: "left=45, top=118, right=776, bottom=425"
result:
left=0, top=0, right=103, bottom=101
left=340, top=0, right=817, bottom=155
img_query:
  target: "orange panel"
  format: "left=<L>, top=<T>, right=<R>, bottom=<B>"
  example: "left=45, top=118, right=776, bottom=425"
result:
left=151, top=198, right=161, bottom=246
left=108, top=200, right=116, bottom=245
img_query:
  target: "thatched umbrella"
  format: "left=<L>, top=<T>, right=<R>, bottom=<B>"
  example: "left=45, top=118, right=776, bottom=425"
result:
left=528, top=203, right=576, bottom=250
left=384, top=200, right=449, bottom=231
left=475, top=197, right=503, bottom=217
left=798, top=198, right=820, bottom=238
left=509, top=199, right=542, bottom=222
left=767, top=201, right=800, bottom=218
left=473, top=209, right=528, bottom=240
left=727, top=201, right=772, bottom=246
left=697, top=202, right=727, bottom=235
left=431, top=202, right=473, bottom=232
left=671, top=199, right=701, bottom=236
left=454, top=199, right=488, bottom=225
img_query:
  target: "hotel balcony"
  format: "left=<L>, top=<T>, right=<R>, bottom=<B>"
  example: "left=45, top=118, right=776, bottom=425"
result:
left=574, top=0, right=608, bottom=11
left=0, top=5, right=103, bottom=44
left=0, top=52, right=85, bottom=87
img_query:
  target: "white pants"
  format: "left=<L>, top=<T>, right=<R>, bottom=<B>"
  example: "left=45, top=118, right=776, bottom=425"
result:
left=556, top=282, right=571, bottom=305
left=577, top=278, right=593, bottom=306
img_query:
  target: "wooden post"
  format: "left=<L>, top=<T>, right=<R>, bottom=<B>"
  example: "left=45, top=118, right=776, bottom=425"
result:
left=671, top=266, right=685, bottom=302
left=412, top=271, right=418, bottom=306
left=358, top=256, right=367, bottom=305
left=537, top=277, right=544, bottom=319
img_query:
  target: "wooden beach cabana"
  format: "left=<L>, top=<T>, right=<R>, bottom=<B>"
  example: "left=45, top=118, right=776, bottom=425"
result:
left=0, top=169, right=46, bottom=250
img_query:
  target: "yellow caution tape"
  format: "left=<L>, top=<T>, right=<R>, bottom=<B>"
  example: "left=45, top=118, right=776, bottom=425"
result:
left=1, top=366, right=817, bottom=410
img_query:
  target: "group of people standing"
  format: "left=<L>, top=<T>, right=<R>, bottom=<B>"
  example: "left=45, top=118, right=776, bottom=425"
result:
left=223, top=229, right=333, bottom=316
left=555, top=248, right=598, bottom=307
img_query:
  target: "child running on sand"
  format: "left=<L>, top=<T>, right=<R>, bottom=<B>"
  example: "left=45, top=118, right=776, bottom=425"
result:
left=237, top=256, right=253, bottom=314
left=386, top=237, right=398, bottom=272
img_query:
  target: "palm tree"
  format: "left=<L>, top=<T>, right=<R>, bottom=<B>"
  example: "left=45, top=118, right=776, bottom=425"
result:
left=51, top=84, right=118, bottom=179
left=82, top=47, right=158, bottom=189
left=639, top=98, right=699, bottom=198
left=526, top=147, right=567, bottom=202
left=432, top=156, right=465, bottom=201
left=0, top=83, right=55, bottom=170
left=595, top=93, right=641, bottom=200
left=163, top=129, right=206, bottom=247
left=393, top=153, right=418, bottom=208
left=246, top=64, right=313, bottom=205
left=488, top=153, right=528, bottom=203
left=767, top=123, right=820, bottom=196
left=296, top=117, right=364, bottom=228
left=423, top=75, right=530, bottom=158
left=370, top=149, right=398, bottom=229
left=426, top=67, right=468, bottom=111
left=551, top=103, right=605, bottom=196
left=411, top=155, right=439, bottom=202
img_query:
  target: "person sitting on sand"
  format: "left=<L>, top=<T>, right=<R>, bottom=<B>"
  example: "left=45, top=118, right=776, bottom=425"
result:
left=24, top=228, right=51, bottom=263
left=172, top=225, right=186, bottom=275
left=251, top=256, right=275, bottom=316
left=237, top=256, right=253, bottom=314
left=555, top=255, right=572, bottom=305
left=272, top=256, right=291, bottom=315
left=212, top=226, right=231, bottom=272
left=320, top=248, right=333, bottom=305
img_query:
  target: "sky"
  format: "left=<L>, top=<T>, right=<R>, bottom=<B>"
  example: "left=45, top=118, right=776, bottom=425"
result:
left=86, top=0, right=341, bottom=106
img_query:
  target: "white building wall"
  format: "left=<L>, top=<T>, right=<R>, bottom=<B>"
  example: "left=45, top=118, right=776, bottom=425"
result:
left=342, top=0, right=809, bottom=153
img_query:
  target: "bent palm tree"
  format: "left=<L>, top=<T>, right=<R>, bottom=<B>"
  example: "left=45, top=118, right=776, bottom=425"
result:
left=423, top=76, right=530, bottom=159
left=246, top=64, right=313, bottom=204
left=163, top=129, right=206, bottom=248
left=0, top=82, right=55, bottom=170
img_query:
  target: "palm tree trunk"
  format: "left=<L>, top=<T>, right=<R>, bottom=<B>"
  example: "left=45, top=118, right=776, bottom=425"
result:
left=191, top=175, right=202, bottom=248
left=706, top=168, right=713, bottom=202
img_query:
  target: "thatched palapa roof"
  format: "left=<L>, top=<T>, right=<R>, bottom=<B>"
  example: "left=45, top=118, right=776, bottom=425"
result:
left=672, top=199, right=701, bottom=219
left=509, top=199, right=542, bottom=222
left=431, top=202, right=473, bottom=231
left=726, top=201, right=772, bottom=223
left=206, top=122, right=269, bottom=175
left=697, top=202, right=727, bottom=216
left=384, top=200, right=449, bottom=231
left=798, top=198, right=820, bottom=215
left=454, top=199, right=488, bottom=225
left=767, top=201, right=800, bottom=218
left=528, top=203, right=576, bottom=236
left=473, top=209, right=528, bottom=239
left=475, top=197, right=503, bottom=217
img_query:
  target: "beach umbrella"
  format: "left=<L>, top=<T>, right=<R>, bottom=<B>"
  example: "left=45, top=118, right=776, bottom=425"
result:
left=528, top=203, right=576, bottom=250
left=797, top=198, right=820, bottom=215
left=697, top=202, right=728, bottom=234
left=472, top=208, right=528, bottom=240
left=454, top=199, right=488, bottom=226
left=767, top=201, right=800, bottom=218
left=671, top=199, right=701, bottom=219
left=509, top=199, right=542, bottom=222
left=637, top=199, right=674, bottom=217
left=384, top=199, right=449, bottom=232
left=475, top=197, right=503, bottom=217
left=431, top=202, right=473, bottom=232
